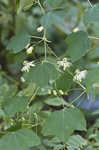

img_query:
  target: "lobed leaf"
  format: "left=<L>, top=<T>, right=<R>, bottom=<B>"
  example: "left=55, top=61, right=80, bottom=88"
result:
left=0, top=128, right=41, bottom=150
left=23, top=62, right=60, bottom=88
left=53, top=70, right=73, bottom=92
left=83, top=4, right=99, bottom=26
left=7, top=31, right=30, bottom=53
left=44, top=97, right=67, bottom=106
left=85, top=67, right=99, bottom=92
left=66, top=31, right=90, bottom=62
left=42, top=108, right=86, bottom=141
left=3, top=95, right=28, bottom=117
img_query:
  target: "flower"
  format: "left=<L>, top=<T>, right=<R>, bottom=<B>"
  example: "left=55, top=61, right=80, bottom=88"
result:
left=73, top=69, right=87, bottom=82
left=37, top=26, right=44, bottom=32
left=26, top=46, right=34, bottom=54
left=57, top=58, right=72, bottom=70
left=21, top=60, right=35, bottom=72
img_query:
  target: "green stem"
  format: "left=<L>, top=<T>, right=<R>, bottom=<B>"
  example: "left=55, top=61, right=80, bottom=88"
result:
left=37, top=0, right=45, bottom=14
left=87, top=0, right=93, bottom=8
left=43, top=29, right=47, bottom=61
left=70, top=90, right=86, bottom=105
left=88, top=36, right=99, bottom=40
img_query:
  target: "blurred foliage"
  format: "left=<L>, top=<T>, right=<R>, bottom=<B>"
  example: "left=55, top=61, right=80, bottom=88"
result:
left=0, top=0, right=99, bottom=150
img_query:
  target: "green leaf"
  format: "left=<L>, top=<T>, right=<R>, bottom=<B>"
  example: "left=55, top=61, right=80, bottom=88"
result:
left=18, top=0, right=34, bottom=12
left=41, top=8, right=78, bottom=34
left=54, top=7, right=78, bottom=34
left=85, top=146, right=96, bottom=150
left=37, top=86, right=52, bottom=96
left=66, top=31, right=90, bottom=62
left=7, top=31, right=30, bottom=53
left=0, top=128, right=41, bottom=150
left=53, top=70, right=73, bottom=92
left=44, top=97, right=67, bottom=106
left=22, top=83, right=36, bottom=97
left=54, top=144, right=64, bottom=150
left=88, top=46, right=99, bottom=60
left=3, top=95, right=28, bottom=117
left=83, top=4, right=99, bottom=26
left=0, top=74, right=17, bottom=103
left=32, top=145, right=46, bottom=150
left=42, top=108, right=86, bottom=141
left=23, top=62, right=60, bottom=88
left=44, top=0, right=65, bottom=9
left=43, top=137, right=60, bottom=147
left=41, top=11, right=67, bottom=28
left=29, top=101, right=43, bottom=115
left=66, top=135, right=87, bottom=150
left=85, top=67, right=99, bottom=92
left=35, top=45, right=50, bottom=54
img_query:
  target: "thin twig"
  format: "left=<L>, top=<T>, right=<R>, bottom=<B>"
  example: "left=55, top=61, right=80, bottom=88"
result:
left=87, top=0, right=93, bottom=8
left=31, top=35, right=42, bottom=39
left=88, top=36, right=99, bottom=40
left=70, top=90, right=86, bottom=105
left=37, top=0, right=45, bottom=14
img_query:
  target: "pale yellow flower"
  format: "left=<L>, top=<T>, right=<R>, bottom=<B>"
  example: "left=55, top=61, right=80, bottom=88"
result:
left=57, top=58, right=72, bottom=70
left=21, top=61, right=35, bottom=72
left=73, top=70, right=87, bottom=82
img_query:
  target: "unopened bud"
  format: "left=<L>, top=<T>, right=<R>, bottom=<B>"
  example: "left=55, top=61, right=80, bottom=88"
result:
left=22, top=117, right=25, bottom=121
left=59, top=90, right=64, bottom=95
left=73, top=27, right=79, bottom=33
left=26, top=46, right=34, bottom=54
left=20, top=77, right=25, bottom=82
left=37, top=26, right=44, bottom=32
left=10, top=119, right=14, bottom=125
left=53, top=90, right=57, bottom=96
left=48, top=89, right=51, bottom=95
left=10, top=122, right=14, bottom=125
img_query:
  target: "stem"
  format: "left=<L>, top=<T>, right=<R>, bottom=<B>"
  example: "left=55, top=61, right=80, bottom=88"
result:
left=28, top=87, right=39, bottom=106
left=37, top=0, right=45, bottom=14
left=31, top=35, right=42, bottom=39
left=43, top=29, right=47, bottom=61
left=76, top=81, right=86, bottom=90
left=88, top=36, right=99, bottom=40
left=37, top=0, right=48, bottom=62
left=70, top=90, right=86, bottom=105
left=47, top=44, right=59, bottom=59
left=87, top=0, right=93, bottom=8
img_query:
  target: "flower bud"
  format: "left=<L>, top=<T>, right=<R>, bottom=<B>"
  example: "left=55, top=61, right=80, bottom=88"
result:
left=48, top=89, right=51, bottom=95
left=37, top=26, right=44, bottom=32
left=53, top=90, right=57, bottom=96
left=22, top=117, right=25, bottom=121
left=26, top=46, right=34, bottom=54
left=73, top=27, right=79, bottom=32
left=59, top=90, right=64, bottom=95
left=20, top=77, right=25, bottom=82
